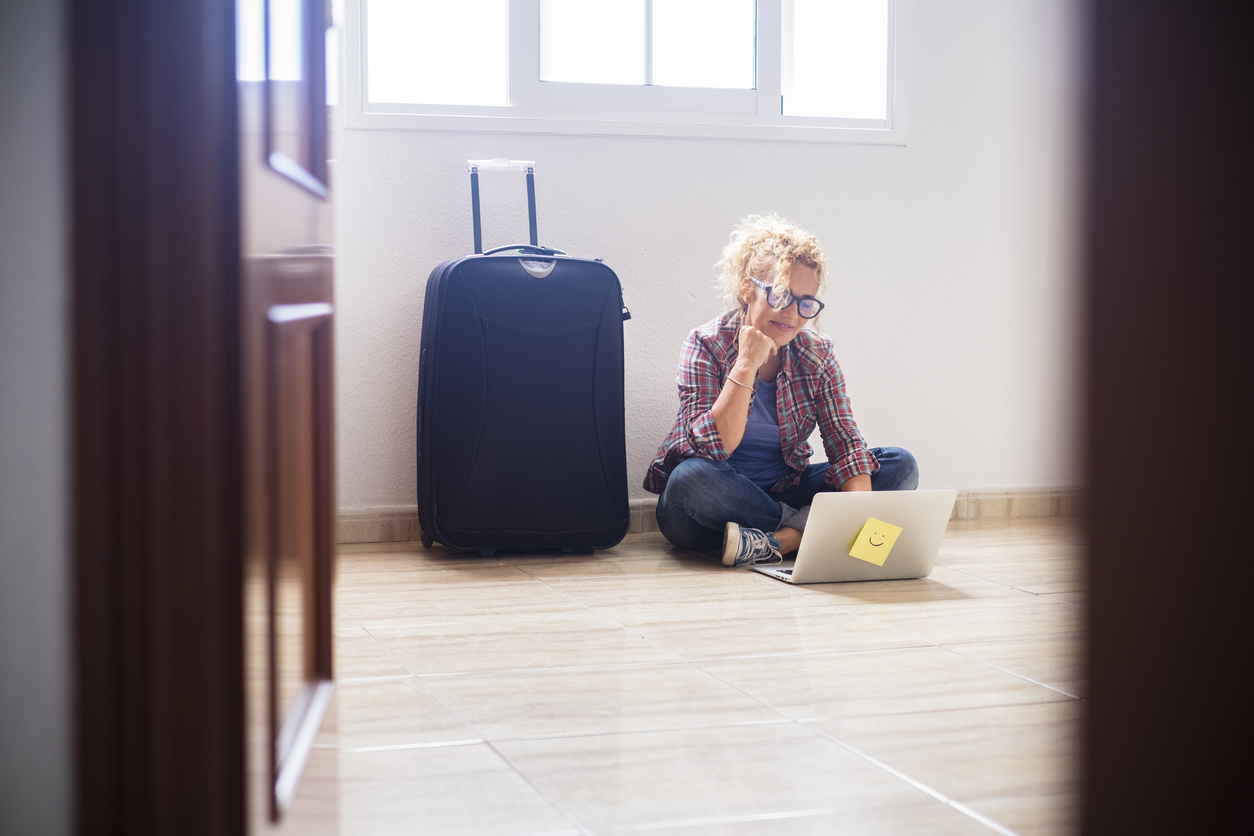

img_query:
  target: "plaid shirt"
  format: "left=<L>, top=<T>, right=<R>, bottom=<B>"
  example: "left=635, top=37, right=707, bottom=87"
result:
left=643, top=310, right=879, bottom=494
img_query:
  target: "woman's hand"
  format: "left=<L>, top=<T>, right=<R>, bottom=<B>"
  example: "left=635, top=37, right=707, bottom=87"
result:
left=710, top=326, right=777, bottom=455
left=737, top=325, right=777, bottom=374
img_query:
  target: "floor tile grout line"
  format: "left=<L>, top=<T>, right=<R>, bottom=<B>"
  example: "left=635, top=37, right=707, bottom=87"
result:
left=367, top=639, right=523, bottom=763
left=723, top=646, right=1090, bottom=722
left=787, top=692, right=1079, bottom=725
left=682, top=655, right=815, bottom=726
left=482, top=718, right=797, bottom=745
left=345, top=646, right=600, bottom=836
left=940, top=644, right=1084, bottom=700
left=337, top=616, right=420, bottom=679
left=344, top=614, right=637, bottom=632
left=835, top=602, right=1080, bottom=651
left=682, top=641, right=1077, bottom=728
left=409, top=660, right=1082, bottom=746
left=834, top=590, right=1067, bottom=614
left=346, top=601, right=939, bottom=636
left=337, top=599, right=443, bottom=719
left=334, top=605, right=367, bottom=632
left=799, top=607, right=951, bottom=651
left=351, top=568, right=796, bottom=587
left=336, top=673, right=417, bottom=684
left=509, top=568, right=718, bottom=580
left=388, top=646, right=782, bottom=752
left=407, top=644, right=1073, bottom=743
left=362, top=640, right=943, bottom=681
left=594, top=804, right=924, bottom=833
left=335, top=605, right=422, bottom=678
left=525, top=560, right=965, bottom=662
left=345, top=609, right=661, bottom=631
left=412, top=659, right=697, bottom=680
left=510, top=569, right=742, bottom=670
left=672, top=641, right=936, bottom=664
left=396, top=565, right=833, bottom=735
left=811, top=732, right=1023, bottom=836
left=332, top=738, right=485, bottom=754
left=343, top=612, right=756, bottom=820
left=498, top=549, right=719, bottom=578
left=931, top=564, right=1021, bottom=591
left=482, top=738, right=596, bottom=836
left=346, top=634, right=609, bottom=836
left=930, top=563, right=1083, bottom=600
left=336, top=567, right=720, bottom=589
left=947, top=799, right=1029, bottom=836
left=354, top=619, right=460, bottom=691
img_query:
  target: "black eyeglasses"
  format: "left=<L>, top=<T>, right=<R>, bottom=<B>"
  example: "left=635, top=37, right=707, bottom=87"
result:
left=749, top=278, right=825, bottom=319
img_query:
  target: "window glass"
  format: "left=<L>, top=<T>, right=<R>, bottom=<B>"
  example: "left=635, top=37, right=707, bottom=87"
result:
left=540, top=0, right=646, bottom=85
left=786, top=0, right=889, bottom=119
left=367, top=0, right=508, bottom=105
left=652, top=0, right=755, bottom=89
left=268, top=0, right=305, bottom=81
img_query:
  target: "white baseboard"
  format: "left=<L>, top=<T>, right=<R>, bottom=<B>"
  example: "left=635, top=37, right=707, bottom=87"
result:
left=338, top=488, right=1082, bottom=545
left=337, top=507, right=424, bottom=545
left=953, top=488, right=1083, bottom=521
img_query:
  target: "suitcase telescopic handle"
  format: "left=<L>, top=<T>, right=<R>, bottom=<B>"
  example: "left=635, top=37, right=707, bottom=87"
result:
left=468, top=159, right=538, bottom=254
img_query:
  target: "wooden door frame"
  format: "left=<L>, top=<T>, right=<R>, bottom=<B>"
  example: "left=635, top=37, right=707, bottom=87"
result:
left=71, top=0, right=246, bottom=832
left=1081, top=2, right=1249, bottom=831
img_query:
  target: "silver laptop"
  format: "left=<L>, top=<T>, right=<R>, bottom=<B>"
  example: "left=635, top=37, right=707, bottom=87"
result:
left=753, top=489, right=957, bottom=584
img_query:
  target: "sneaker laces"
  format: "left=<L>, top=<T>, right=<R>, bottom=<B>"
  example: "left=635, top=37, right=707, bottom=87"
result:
left=735, top=527, right=784, bottom=566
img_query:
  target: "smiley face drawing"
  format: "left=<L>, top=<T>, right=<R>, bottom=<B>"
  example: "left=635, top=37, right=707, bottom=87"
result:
left=849, top=517, right=904, bottom=566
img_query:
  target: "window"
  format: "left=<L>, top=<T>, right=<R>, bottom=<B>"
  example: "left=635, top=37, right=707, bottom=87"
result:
left=343, top=0, right=904, bottom=143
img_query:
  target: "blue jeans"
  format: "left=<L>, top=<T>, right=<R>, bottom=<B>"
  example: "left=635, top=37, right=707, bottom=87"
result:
left=654, top=447, right=919, bottom=551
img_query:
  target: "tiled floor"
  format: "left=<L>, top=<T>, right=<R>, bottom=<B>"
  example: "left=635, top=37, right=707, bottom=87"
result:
left=286, top=517, right=1083, bottom=835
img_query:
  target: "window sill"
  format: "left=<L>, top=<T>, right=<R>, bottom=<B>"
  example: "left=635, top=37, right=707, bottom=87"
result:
left=344, top=105, right=907, bottom=145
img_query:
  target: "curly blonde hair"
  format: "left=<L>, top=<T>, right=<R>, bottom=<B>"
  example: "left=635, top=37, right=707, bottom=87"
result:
left=716, top=214, right=828, bottom=321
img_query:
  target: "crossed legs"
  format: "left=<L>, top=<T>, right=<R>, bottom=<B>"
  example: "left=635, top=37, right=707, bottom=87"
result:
left=654, top=447, right=919, bottom=555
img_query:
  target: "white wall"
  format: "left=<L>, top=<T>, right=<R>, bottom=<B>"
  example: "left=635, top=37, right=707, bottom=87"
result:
left=332, top=0, right=1081, bottom=511
left=0, top=1, right=73, bottom=833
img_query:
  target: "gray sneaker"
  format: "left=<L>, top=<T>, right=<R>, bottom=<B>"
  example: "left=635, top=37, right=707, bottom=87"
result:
left=721, top=522, right=783, bottom=566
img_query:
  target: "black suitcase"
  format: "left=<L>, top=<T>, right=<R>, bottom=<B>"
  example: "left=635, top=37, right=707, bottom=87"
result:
left=416, top=160, right=631, bottom=555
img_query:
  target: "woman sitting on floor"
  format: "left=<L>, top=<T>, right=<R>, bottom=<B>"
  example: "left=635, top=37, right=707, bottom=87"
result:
left=644, top=214, right=918, bottom=566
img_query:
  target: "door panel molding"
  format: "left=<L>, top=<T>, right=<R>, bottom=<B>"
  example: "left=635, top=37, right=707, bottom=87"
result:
left=263, top=295, right=335, bottom=819
left=241, top=252, right=336, bottom=827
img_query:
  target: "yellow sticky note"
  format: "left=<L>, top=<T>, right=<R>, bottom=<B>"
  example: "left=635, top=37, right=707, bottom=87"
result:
left=849, top=517, right=903, bottom=566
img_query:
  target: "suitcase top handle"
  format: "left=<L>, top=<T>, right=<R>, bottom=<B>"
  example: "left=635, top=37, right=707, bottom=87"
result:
left=468, top=159, right=538, bottom=254
left=482, top=244, right=565, bottom=257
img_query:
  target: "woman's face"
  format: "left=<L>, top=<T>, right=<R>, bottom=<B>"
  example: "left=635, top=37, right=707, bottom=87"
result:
left=741, top=263, right=821, bottom=347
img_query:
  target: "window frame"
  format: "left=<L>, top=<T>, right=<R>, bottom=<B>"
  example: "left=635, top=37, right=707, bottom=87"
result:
left=342, top=0, right=907, bottom=144
left=507, top=0, right=762, bottom=114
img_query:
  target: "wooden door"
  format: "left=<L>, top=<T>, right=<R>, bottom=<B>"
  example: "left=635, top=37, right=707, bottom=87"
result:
left=238, top=0, right=337, bottom=827
left=72, top=0, right=337, bottom=829
left=71, top=1, right=249, bottom=833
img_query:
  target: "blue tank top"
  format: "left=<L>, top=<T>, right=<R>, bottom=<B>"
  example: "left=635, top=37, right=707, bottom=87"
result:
left=726, top=379, right=790, bottom=488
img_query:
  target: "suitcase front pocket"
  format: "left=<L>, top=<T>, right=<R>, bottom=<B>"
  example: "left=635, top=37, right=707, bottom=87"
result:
left=438, top=317, right=622, bottom=539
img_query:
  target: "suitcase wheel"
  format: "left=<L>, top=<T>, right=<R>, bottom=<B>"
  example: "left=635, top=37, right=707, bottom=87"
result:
left=478, top=548, right=496, bottom=557
left=421, top=531, right=433, bottom=549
